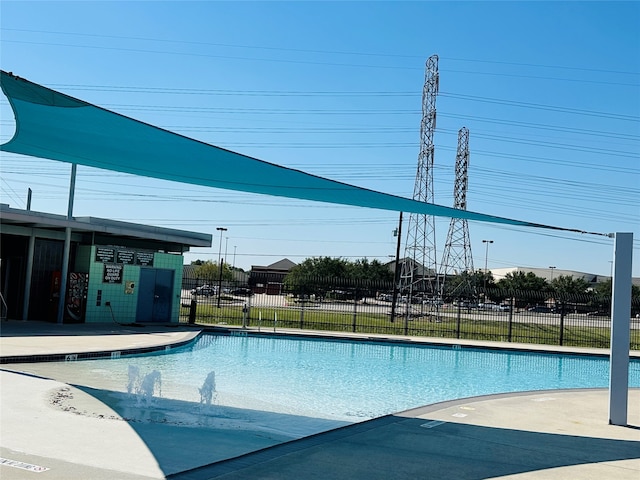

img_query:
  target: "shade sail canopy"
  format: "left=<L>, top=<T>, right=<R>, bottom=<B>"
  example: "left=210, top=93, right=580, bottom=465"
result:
left=0, top=71, right=592, bottom=234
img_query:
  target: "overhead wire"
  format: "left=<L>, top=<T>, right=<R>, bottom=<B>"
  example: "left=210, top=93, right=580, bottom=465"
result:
left=5, top=27, right=639, bottom=76
left=2, top=28, right=638, bottom=267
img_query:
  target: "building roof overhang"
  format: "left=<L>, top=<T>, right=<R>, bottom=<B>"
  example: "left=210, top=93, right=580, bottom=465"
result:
left=0, top=204, right=212, bottom=251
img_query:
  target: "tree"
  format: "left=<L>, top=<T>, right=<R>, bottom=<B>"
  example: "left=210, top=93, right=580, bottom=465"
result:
left=284, top=257, right=393, bottom=298
left=284, top=257, right=348, bottom=296
left=347, top=258, right=394, bottom=282
left=287, top=257, right=350, bottom=280
left=550, top=275, right=590, bottom=296
left=443, top=270, right=494, bottom=297
left=593, top=278, right=640, bottom=298
left=191, top=260, right=232, bottom=281
left=496, top=271, right=549, bottom=292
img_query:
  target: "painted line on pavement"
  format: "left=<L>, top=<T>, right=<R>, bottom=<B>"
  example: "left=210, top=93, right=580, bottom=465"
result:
left=0, top=457, right=50, bottom=473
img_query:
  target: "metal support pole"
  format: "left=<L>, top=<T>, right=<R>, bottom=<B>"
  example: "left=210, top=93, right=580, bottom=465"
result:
left=57, top=164, right=77, bottom=325
left=233, top=246, right=237, bottom=270
left=482, top=240, right=493, bottom=299
left=558, top=302, right=566, bottom=346
left=507, top=297, right=514, bottom=342
left=242, top=303, right=248, bottom=329
left=352, top=289, right=358, bottom=333
left=404, top=297, right=410, bottom=336
left=67, top=164, right=77, bottom=219
left=609, top=232, right=632, bottom=426
left=217, top=257, right=224, bottom=308
left=247, top=294, right=252, bottom=325
left=56, top=227, right=71, bottom=324
left=189, top=294, right=197, bottom=324
left=391, top=212, right=403, bottom=323
left=22, top=234, right=36, bottom=320
left=216, top=227, right=227, bottom=308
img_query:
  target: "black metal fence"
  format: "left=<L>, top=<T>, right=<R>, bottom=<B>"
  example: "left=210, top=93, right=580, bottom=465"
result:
left=180, top=274, right=640, bottom=350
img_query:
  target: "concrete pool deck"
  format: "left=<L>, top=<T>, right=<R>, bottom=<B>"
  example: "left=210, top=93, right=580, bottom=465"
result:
left=1, top=320, right=639, bottom=479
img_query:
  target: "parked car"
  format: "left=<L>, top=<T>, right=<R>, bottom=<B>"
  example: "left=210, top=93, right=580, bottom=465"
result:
left=230, top=287, right=253, bottom=296
left=455, top=301, right=475, bottom=308
left=422, top=298, right=444, bottom=306
left=478, top=302, right=497, bottom=310
left=527, top=305, right=552, bottom=313
left=191, top=284, right=217, bottom=296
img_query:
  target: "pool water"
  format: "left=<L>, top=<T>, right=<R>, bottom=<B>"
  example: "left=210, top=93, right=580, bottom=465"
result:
left=34, top=333, right=640, bottom=423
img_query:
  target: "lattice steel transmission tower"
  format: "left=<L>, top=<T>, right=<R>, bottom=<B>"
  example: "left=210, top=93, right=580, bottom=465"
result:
left=399, top=55, right=439, bottom=299
left=440, top=127, right=474, bottom=295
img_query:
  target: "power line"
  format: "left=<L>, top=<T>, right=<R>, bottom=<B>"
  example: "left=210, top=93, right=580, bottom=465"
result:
left=5, top=27, right=638, bottom=76
left=439, top=92, right=639, bottom=122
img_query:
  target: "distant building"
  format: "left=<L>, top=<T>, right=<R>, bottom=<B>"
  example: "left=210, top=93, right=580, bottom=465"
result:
left=182, top=264, right=249, bottom=285
left=490, top=266, right=640, bottom=287
left=249, top=259, right=297, bottom=294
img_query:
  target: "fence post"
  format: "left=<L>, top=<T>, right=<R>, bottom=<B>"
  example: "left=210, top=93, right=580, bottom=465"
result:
left=558, top=301, right=566, bottom=346
left=403, top=301, right=409, bottom=336
left=299, top=296, right=305, bottom=330
left=507, top=297, right=514, bottom=342
left=456, top=301, right=461, bottom=339
left=188, top=295, right=197, bottom=324
left=247, top=294, right=252, bottom=325
left=352, top=288, right=358, bottom=333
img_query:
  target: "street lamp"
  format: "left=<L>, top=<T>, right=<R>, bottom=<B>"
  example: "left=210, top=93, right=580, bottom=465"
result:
left=391, top=212, right=403, bottom=324
left=482, top=240, right=494, bottom=294
left=233, top=245, right=237, bottom=270
left=549, top=266, right=556, bottom=281
left=216, top=227, right=227, bottom=308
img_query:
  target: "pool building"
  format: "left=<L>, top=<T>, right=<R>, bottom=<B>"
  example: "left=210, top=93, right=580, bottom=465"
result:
left=0, top=203, right=212, bottom=324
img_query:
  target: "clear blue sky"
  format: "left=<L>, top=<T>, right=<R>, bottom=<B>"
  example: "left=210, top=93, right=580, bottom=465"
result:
left=1, top=1, right=638, bottom=276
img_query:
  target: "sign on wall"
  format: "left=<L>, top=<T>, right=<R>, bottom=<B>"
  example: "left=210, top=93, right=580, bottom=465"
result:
left=135, top=251, right=154, bottom=266
left=95, top=247, right=115, bottom=263
left=116, top=250, right=136, bottom=264
left=95, top=247, right=155, bottom=267
left=103, top=263, right=123, bottom=284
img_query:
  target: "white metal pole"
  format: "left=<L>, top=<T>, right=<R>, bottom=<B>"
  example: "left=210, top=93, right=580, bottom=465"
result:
left=22, top=234, right=36, bottom=320
left=609, top=232, right=633, bottom=426
left=57, top=163, right=77, bottom=324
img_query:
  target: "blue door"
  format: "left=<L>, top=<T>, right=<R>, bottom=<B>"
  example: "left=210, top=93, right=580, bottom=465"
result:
left=136, top=268, right=174, bottom=322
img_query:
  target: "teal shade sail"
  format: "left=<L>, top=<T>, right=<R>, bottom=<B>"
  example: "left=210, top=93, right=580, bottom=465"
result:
left=0, top=71, right=591, bottom=234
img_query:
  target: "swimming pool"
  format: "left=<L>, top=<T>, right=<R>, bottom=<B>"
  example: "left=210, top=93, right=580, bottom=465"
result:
left=21, top=333, right=640, bottom=424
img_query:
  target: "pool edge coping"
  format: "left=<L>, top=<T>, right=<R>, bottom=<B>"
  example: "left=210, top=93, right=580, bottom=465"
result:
left=201, top=325, right=640, bottom=359
left=0, top=330, right=202, bottom=364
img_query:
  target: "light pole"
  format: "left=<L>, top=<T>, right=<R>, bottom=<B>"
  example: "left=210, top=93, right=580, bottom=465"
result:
left=549, top=266, right=556, bottom=281
left=233, top=245, right=237, bottom=270
left=482, top=240, right=493, bottom=295
left=391, top=212, right=403, bottom=324
left=216, top=227, right=227, bottom=308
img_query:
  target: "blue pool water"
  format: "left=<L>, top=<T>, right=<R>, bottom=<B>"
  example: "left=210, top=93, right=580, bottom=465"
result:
left=43, top=334, right=640, bottom=422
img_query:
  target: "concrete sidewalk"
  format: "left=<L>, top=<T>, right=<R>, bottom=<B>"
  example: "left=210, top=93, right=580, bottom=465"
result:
left=1, top=320, right=639, bottom=479
left=172, top=389, right=640, bottom=480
